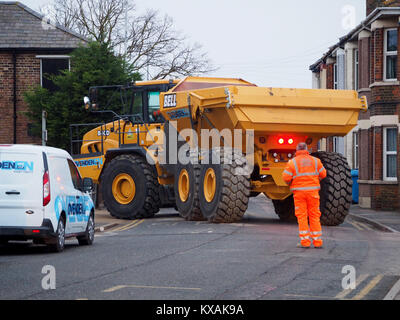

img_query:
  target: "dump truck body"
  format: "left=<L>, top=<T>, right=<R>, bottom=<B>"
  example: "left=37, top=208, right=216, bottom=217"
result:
left=73, top=77, right=367, bottom=224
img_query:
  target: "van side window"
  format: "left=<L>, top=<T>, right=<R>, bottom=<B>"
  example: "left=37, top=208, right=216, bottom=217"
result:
left=50, top=157, right=74, bottom=189
left=67, top=159, right=82, bottom=191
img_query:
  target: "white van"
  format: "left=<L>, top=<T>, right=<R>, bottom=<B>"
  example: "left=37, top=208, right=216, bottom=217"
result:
left=0, top=145, right=95, bottom=252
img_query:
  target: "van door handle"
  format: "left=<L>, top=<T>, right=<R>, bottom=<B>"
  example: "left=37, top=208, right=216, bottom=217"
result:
left=6, top=191, right=20, bottom=195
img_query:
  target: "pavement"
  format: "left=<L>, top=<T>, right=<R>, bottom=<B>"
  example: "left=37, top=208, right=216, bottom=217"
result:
left=349, top=205, right=400, bottom=233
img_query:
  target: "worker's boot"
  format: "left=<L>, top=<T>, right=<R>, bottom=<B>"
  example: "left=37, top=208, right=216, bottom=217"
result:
left=297, top=242, right=311, bottom=249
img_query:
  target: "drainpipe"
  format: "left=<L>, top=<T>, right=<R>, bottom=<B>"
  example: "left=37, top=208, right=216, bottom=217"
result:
left=12, top=50, right=17, bottom=144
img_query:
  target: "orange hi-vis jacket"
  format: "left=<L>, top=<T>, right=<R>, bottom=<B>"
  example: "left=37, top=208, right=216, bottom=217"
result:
left=282, top=150, right=327, bottom=191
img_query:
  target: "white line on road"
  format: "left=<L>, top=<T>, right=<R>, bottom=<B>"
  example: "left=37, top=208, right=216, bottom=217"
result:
left=383, top=278, right=400, bottom=300
left=103, top=284, right=202, bottom=293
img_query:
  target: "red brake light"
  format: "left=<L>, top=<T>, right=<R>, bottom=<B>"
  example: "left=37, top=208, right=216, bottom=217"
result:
left=278, top=138, right=284, bottom=145
left=288, top=138, right=294, bottom=145
left=43, top=171, right=51, bottom=206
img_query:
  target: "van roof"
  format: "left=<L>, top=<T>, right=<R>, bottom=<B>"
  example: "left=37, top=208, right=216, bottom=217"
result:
left=0, top=144, right=71, bottom=158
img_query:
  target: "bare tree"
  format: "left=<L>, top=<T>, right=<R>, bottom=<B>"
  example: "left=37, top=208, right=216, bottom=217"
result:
left=45, top=0, right=215, bottom=79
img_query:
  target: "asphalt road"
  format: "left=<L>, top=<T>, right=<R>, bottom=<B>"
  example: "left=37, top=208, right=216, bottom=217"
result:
left=1, top=195, right=400, bottom=300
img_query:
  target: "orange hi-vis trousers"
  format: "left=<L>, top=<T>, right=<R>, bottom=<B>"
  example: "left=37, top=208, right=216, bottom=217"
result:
left=293, top=190, right=323, bottom=248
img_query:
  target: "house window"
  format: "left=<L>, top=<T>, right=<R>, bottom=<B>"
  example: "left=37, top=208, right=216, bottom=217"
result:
left=333, top=136, right=344, bottom=155
left=384, top=29, right=398, bottom=81
left=37, top=55, right=70, bottom=92
left=383, top=127, right=398, bottom=181
left=353, top=131, right=359, bottom=169
left=354, top=49, right=359, bottom=90
left=333, top=63, right=338, bottom=89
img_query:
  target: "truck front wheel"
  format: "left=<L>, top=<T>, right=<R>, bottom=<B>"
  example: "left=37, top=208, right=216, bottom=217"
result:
left=101, top=154, right=160, bottom=219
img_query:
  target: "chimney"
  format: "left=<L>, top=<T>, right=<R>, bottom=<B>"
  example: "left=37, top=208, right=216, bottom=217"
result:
left=367, top=0, right=400, bottom=16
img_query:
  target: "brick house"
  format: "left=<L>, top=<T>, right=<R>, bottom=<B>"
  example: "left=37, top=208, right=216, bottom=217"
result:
left=0, top=2, right=87, bottom=145
left=310, top=0, right=400, bottom=210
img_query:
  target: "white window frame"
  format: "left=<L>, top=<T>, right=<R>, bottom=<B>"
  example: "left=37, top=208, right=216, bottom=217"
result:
left=333, top=63, right=338, bottom=89
left=36, top=55, right=71, bottom=87
left=354, top=49, right=359, bottom=90
left=383, top=127, right=398, bottom=181
left=383, top=28, right=398, bottom=82
left=353, top=131, right=359, bottom=169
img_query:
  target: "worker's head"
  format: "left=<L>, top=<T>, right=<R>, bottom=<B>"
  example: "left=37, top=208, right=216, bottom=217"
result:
left=296, top=142, right=308, bottom=151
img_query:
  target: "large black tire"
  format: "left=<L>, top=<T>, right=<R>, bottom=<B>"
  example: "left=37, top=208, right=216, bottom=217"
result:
left=174, top=160, right=205, bottom=221
left=313, top=151, right=353, bottom=226
left=101, top=154, right=161, bottom=219
left=272, top=195, right=297, bottom=223
left=199, top=148, right=250, bottom=223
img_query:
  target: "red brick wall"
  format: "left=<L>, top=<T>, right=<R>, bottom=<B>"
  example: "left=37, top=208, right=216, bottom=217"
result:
left=358, top=36, right=371, bottom=89
left=372, top=184, right=399, bottom=210
left=0, top=52, right=41, bottom=144
left=373, top=28, right=384, bottom=83
left=326, top=64, right=334, bottom=90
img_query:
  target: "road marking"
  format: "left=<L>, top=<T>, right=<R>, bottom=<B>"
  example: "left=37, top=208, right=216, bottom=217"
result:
left=103, top=284, right=202, bottom=293
left=76, top=298, right=89, bottom=300
left=284, top=293, right=332, bottom=299
left=349, top=220, right=364, bottom=231
left=383, top=277, right=400, bottom=300
left=112, top=219, right=144, bottom=232
left=112, top=220, right=138, bottom=231
left=352, top=274, right=384, bottom=300
left=335, top=273, right=369, bottom=300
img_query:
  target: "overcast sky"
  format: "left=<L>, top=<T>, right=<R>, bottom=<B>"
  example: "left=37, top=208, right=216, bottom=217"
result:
left=22, top=0, right=366, bottom=88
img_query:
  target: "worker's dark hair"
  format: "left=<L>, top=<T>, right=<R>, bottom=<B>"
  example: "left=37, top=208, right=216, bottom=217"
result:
left=296, top=142, right=308, bottom=151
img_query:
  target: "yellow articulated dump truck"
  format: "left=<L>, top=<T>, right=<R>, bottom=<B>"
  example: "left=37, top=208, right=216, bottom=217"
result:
left=71, top=77, right=367, bottom=226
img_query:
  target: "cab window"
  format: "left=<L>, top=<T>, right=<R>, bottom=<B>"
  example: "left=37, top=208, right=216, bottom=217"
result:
left=130, top=92, right=143, bottom=115
left=67, top=159, right=82, bottom=191
left=148, top=92, right=163, bottom=123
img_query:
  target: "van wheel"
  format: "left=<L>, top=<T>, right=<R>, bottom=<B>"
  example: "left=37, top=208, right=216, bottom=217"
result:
left=78, top=214, right=95, bottom=246
left=48, top=218, right=65, bottom=253
left=102, top=154, right=161, bottom=219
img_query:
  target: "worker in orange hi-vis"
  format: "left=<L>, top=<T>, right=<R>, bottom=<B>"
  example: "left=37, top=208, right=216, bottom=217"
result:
left=282, top=142, right=327, bottom=248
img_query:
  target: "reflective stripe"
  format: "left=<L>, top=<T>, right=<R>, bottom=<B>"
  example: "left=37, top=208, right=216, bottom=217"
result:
left=310, top=231, right=322, bottom=235
left=314, top=158, right=318, bottom=175
left=292, top=157, right=319, bottom=179
left=319, top=166, right=325, bottom=173
left=300, top=236, right=310, bottom=240
left=312, top=236, right=322, bottom=240
left=291, top=186, right=321, bottom=191
left=293, top=172, right=319, bottom=179
left=299, top=230, right=309, bottom=235
left=292, top=159, right=299, bottom=176
left=283, top=170, right=293, bottom=176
